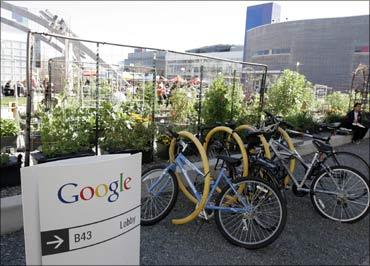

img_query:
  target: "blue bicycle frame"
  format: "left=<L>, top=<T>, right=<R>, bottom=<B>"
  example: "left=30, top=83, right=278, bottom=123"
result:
left=148, top=152, right=252, bottom=214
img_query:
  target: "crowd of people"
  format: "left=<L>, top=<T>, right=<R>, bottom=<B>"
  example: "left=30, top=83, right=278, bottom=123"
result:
left=1, top=80, right=25, bottom=97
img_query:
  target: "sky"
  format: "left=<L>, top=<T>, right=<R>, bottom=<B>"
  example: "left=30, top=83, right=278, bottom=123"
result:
left=5, top=1, right=370, bottom=52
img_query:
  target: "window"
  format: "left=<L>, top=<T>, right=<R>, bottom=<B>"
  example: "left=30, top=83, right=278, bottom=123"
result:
left=354, top=46, right=369, bottom=53
left=253, top=50, right=270, bottom=56
left=272, top=48, right=291, bottom=54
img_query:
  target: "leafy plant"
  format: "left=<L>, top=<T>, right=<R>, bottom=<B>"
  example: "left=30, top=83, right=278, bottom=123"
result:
left=0, top=119, right=19, bottom=137
left=285, top=112, right=319, bottom=132
left=202, top=76, right=231, bottom=125
left=266, top=69, right=314, bottom=117
left=40, top=106, right=95, bottom=158
left=324, top=92, right=350, bottom=115
left=169, top=87, right=196, bottom=124
left=99, top=102, right=154, bottom=153
left=323, top=112, right=345, bottom=124
left=157, top=134, right=172, bottom=146
left=0, top=153, right=10, bottom=166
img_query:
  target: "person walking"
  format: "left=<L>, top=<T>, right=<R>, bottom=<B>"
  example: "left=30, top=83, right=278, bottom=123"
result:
left=345, top=103, right=369, bottom=144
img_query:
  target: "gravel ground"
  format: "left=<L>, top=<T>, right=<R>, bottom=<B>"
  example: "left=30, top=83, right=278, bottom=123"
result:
left=1, top=139, right=369, bottom=265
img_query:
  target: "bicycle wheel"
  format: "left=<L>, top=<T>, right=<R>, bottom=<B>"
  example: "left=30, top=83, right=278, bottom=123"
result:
left=310, top=166, right=370, bottom=223
left=323, top=151, right=369, bottom=180
left=141, top=164, right=178, bottom=225
left=215, top=177, right=287, bottom=249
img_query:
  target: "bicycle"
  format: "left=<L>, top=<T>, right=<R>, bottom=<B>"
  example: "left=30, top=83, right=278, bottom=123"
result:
left=241, top=124, right=370, bottom=223
left=141, top=128, right=287, bottom=249
left=261, top=112, right=369, bottom=181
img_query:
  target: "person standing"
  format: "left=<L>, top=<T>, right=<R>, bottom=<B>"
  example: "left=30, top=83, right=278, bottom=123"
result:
left=345, top=103, right=368, bottom=144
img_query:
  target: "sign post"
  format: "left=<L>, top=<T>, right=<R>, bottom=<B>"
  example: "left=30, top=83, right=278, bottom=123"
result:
left=21, top=153, right=141, bottom=265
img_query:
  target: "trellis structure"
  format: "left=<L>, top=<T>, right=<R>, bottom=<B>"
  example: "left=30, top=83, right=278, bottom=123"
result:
left=24, top=31, right=268, bottom=166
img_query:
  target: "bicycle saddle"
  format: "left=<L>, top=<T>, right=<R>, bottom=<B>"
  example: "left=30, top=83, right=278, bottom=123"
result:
left=215, top=155, right=242, bottom=167
left=312, top=139, right=333, bottom=153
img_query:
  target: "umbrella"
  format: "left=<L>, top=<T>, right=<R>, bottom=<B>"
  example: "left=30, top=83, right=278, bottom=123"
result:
left=82, top=70, right=96, bottom=76
left=122, top=72, right=134, bottom=80
left=156, top=75, right=168, bottom=82
left=190, top=77, right=201, bottom=85
left=169, top=75, right=185, bottom=83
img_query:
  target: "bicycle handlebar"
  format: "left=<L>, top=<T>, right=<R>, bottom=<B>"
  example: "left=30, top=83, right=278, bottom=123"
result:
left=286, top=129, right=330, bottom=143
left=166, top=128, right=179, bottom=139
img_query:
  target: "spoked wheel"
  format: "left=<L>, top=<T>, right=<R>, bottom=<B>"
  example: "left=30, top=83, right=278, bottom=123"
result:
left=310, top=166, right=370, bottom=223
left=323, top=151, right=369, bottom=180
left=141, top=164, right=178, bottom=225
left=215, top=177, right=287, bottom=249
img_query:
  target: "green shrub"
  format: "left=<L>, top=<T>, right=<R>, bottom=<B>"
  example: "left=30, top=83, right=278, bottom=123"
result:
left=202, top=75, right=248, bottom=125
left=0, top=153, right=10, bottom=166
left=0, top=119, right=19, bottom=137
left=169, top=87, right=196, bottom=124
left=323, top=112, right=345, bottom=124
left=99, top=102, right=154, bottom=153
left=40, top=106, right=95, bottom=158
left=325, top=92, right=350, bottom=115
left=266, top=69, right=314, bottom=117
left=285, top=112, right=319, bottom=132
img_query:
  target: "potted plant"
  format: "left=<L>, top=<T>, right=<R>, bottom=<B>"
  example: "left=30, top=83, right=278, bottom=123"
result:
left=99, top=102, right=154, bottom=163
left=155, top=134, right=171, bottom=160
left=0, top=153, right=22, bottom=188
left=0, top=118, right=19, bottom=151
left=31, top=106, right=95, bottom=164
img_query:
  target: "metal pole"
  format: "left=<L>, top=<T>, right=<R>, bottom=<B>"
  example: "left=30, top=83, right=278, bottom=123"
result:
left=46, top=59, right=52, bottom=111
left=348, top=71, right=355, bottom=112
left=25, top=31, right=34, bottom=166
left=32, top=32, right=267, bottom=70
left=230, top=69, right=236, bottom=121
left=95, top=43, right=99, bottom=155
left=151, top=53, right=156, bottom=124
left=197, top=65, right=204, bottom=135
left=258, top=67, right=267, bottom=126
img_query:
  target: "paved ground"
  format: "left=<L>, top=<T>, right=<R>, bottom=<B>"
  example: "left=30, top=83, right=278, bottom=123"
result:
left=1, top=139, right=369, bottom=265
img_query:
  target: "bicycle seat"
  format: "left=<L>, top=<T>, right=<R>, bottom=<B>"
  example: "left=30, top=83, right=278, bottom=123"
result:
left=215, top=155, right=242, bottom=167
left=312, top=139, right=333, bottom=153
left=244, top=130, right=265, bottom=137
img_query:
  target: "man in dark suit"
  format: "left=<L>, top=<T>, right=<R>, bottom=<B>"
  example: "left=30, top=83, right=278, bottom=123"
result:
left=345, top=103, right=368, bottom=144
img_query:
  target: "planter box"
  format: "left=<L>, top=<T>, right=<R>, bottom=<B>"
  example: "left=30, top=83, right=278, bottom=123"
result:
left=0, top=195, right=23, bottom=235
left=102, top=148, right=153, bottom=164
left=31, top=150, right=96, bottom=165
left=156, top=144, right=169, bottom=160
left=0, top=136, right=17, bottom=151
left=30, top=133, right=42, bottom=151
left=0, top=155, right=22, bottom=188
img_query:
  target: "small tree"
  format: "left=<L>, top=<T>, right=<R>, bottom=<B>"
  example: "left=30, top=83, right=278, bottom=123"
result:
left=325, top=91, right=350, bottom=115
left=202, top=75, right=247, bottom=125
left=202, top=76, right=230, bottom=124
left=266, top=69, right=314, bottom=117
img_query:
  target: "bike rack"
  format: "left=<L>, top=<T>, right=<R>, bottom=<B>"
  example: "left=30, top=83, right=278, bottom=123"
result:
left=168, top=131, right=211, bottom=225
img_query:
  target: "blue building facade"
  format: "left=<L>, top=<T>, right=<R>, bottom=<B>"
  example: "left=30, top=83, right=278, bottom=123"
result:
left=243, top=2, right=281, bottom=62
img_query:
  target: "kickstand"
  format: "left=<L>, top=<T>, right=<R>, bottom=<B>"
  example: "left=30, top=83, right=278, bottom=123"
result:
left=195, top=219, right=206, bottom=235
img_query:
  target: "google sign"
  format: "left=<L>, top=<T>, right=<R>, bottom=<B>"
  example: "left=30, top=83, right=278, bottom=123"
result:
left=57, top=173, right=132, bottom=204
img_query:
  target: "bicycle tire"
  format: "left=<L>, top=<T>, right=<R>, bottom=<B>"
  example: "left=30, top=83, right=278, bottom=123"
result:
left=215, top=177, right=287, bottom=249
left=141, top=164, right=178, bottom=225
left=310, top=166, right=370, bottom=223
left=323, top=151, right=369, bottom=180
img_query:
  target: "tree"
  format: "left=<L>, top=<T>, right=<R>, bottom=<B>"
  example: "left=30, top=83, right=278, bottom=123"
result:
left=325, top=91, right=350, bottom=115
left=266, top=69, right=314, bottom=116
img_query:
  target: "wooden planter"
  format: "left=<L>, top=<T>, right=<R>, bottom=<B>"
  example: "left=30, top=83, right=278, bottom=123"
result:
left=0, top=136, right=17, bottom=151
left=31, top=150, right=96, bottom=165
left=156, top=143, right=169, bottom=160
left=102, top=148, right=153, bottom=164
left=0, top=155, right=22, bottom=188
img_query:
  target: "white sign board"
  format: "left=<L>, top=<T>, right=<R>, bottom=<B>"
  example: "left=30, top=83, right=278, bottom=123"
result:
left=21, top=153, right=141, bottom=265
